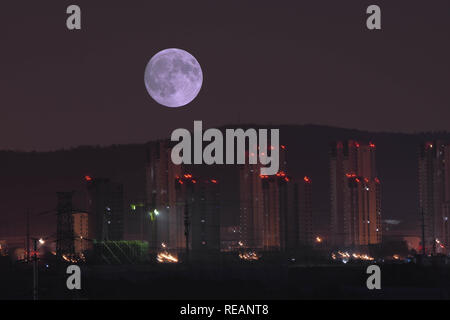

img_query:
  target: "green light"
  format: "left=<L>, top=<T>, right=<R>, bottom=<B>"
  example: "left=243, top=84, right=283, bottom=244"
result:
left=148, top=209, right=159, bottom=221
left=130, top=204, right=136, bottom=211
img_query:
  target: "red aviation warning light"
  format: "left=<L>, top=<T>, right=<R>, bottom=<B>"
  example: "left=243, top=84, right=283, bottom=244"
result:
left=276, top=171, right=286, bottom=177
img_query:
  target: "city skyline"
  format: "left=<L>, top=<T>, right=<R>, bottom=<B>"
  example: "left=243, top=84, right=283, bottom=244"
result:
left=3, top=122, right=450, bottom=300
left=2, top=123, right=449, bottom=240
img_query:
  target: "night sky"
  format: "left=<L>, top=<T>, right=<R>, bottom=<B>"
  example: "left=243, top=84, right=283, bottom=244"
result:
left=1, top=0, right=450, bottom=151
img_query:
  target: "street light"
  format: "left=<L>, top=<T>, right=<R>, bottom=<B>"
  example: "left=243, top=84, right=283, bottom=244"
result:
left=148, top=209, right=160, bottom=221
left=31, top=236, right=49, bottom=300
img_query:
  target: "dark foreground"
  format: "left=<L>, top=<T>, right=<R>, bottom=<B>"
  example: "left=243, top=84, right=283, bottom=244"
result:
left=1, top=260, right=450, bottom=300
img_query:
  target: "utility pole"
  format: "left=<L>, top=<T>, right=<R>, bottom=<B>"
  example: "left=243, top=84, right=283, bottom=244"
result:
left=184, top=202, right=190, bottom=261
left=140, top=204, right=144, bottom=242
left=151, top=207, right=157, bottom=252
left=26, top=210, right=30, bottom=263
left=32, top=238, right=38, bottom=300
left=366, top=187, right=371, bottom=246
left=421, top=207, right=426, bottom=256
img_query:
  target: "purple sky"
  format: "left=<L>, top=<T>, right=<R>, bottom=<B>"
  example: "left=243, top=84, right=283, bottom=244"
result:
left=1, top=0, right=450, bottom=151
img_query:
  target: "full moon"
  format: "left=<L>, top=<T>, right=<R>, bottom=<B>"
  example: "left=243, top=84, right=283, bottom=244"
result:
left=144, top=48, right=203, bottom=108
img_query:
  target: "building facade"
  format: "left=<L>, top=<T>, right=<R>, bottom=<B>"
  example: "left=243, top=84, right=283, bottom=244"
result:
left=56, top=191, right=75, bottom=256
left=418, top=141, right=450, bottom=254
left=145, top=141, right=220, bottom=255
left=73, top=212, right=91, bottom=255
left=239, top=145, right=313, bottom=251
left=330, top=140, right=382, bottom=248
left=174, top=174, right=220, bottom=254
left=239, top=161, right=265, bottom=249
left=87, top=178, right=124, bottom=241
left=145, top=141, right=182, bottom=250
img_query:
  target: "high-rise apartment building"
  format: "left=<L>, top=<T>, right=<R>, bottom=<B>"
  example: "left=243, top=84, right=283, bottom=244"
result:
left=56, top=191, right=75, bottom=256
left=174, top=174, right=220, bottom=254
left=419, top=141, right=450, bottom=254
left=145, top=141, right=182, bottom=250
left=239, top=160, right=265, bottom=249
left=239, top=145, right=313, bottom=251
left=145, top=141, right=220, bottom=255
left=86, top=178, right=124, bottom=241
left=298, top=176, right=313, bottom=247
left=330, top=140, right=381, bottom=247
left=73, top=212, right=91, bottom=255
